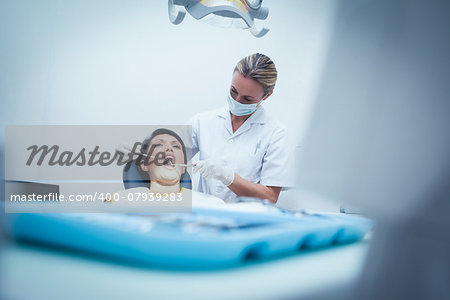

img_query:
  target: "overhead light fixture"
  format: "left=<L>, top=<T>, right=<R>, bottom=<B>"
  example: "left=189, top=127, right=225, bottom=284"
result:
left=168, top=0, right=270, bottom=38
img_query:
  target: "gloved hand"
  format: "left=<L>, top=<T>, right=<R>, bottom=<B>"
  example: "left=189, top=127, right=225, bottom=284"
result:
left=193, top=159, right=235, bottom=186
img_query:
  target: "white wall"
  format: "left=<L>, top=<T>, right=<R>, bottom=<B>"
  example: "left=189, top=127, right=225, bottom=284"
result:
left=0, top=0, right=338, bottom=208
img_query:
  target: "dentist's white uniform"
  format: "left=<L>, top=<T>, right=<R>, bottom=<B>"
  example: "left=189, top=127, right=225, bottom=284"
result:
left=188, top=105, right=293, bottom=203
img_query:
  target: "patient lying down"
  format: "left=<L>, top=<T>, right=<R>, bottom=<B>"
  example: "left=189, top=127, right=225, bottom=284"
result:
left=110, top=128, right=281, bottom=213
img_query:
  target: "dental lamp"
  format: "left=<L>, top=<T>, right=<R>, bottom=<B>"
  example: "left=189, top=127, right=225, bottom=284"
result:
left=168, top=0, right=270, bottom=38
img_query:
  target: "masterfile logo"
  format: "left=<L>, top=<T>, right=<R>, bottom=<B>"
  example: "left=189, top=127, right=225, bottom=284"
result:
left=25, top=142, right=168, bottom=171
left=5, top=125, right=192, bottom=213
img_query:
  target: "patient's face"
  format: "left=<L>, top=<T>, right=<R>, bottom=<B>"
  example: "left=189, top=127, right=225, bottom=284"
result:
left=141, top=134, right=185, bottom=185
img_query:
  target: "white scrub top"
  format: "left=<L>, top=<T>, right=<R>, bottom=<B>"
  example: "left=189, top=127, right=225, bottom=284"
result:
left=188, top=105, right=294, bottom=203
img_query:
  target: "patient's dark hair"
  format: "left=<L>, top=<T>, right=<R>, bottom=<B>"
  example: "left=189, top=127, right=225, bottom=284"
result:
left=136, top=128, right=187, bottom=181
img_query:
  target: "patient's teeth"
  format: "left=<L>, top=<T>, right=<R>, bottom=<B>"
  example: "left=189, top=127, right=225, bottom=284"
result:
left=163, top=157, right=175, bottom=166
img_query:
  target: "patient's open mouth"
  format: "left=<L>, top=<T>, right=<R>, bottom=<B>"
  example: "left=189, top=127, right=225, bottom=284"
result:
left=163, top=156, right=175, bottom=167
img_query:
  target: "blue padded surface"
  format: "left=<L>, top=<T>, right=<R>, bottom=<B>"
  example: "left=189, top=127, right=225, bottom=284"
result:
left=4, top=208, right=372, bottom=269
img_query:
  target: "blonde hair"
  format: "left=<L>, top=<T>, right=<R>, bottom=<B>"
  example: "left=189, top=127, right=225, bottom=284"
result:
left=234, top=53, right=277, bottom=97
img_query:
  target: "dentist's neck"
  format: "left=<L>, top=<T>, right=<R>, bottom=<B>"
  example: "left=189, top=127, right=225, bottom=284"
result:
left=230, top=112, right=255, bottom=133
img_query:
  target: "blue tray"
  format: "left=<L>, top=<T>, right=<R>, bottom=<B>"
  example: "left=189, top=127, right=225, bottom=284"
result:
left=3, top=208, right=372, bottom=269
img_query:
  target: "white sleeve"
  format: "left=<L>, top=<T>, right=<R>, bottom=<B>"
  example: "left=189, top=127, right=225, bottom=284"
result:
left=185, top=115, right=200, bottom=157
left=259, top=126, right=295, bottom=188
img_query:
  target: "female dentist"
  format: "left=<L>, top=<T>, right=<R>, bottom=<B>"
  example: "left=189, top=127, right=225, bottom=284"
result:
left=190, top=53, right=292, bottom=203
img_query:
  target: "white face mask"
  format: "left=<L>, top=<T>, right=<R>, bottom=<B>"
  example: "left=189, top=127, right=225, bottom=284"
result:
left=227, top=92, right=261, bottom=116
